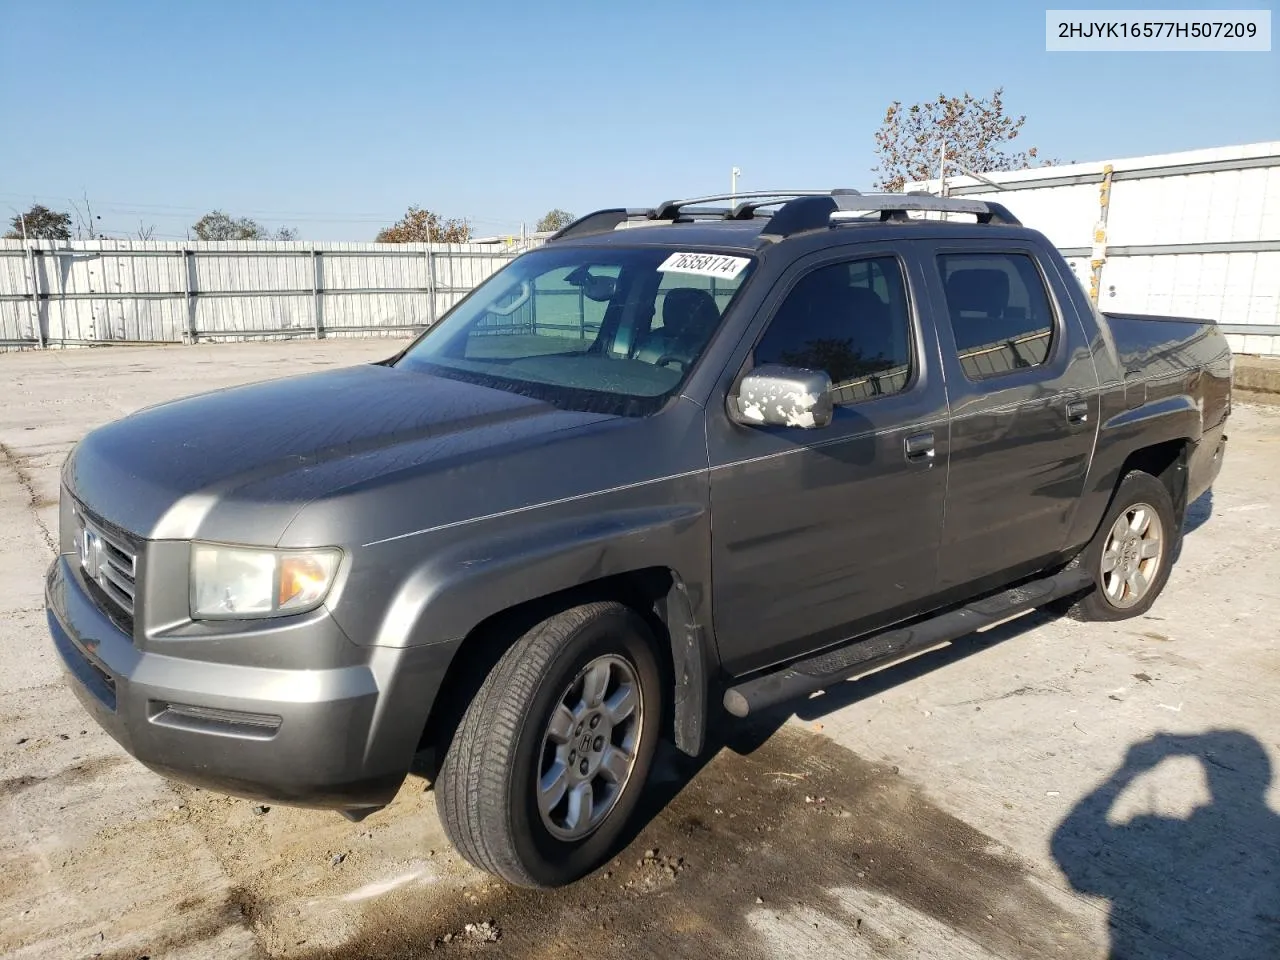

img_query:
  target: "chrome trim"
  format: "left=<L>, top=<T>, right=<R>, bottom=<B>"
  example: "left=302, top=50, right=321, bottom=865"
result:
left=74, top=507, right=138, bottom=619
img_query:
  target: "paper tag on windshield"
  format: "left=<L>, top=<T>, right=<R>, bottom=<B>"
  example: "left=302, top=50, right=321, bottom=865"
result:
left=657, top=251, right=751, bottom=281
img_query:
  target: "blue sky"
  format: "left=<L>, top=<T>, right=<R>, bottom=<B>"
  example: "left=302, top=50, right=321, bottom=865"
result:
left=1, top=0, right=1276, bottom=240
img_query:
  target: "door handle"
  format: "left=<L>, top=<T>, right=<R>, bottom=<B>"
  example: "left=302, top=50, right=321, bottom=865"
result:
left=904, top=431, right=935, bottom=462
left=1065, top=399, right=1090, bottom=424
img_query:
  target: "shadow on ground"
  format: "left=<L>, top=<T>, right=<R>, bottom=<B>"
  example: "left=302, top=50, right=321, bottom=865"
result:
left=1183, top=488, right=1214, bottom=536
left=1051, top=730, right=1280, bottom=960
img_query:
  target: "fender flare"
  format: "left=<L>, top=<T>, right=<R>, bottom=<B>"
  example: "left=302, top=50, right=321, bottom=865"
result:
left=657, top=574, right=711, bottom=757
left=373, top=503, right=716, bottom=758
left=1067, top=393, right=1201, bottom=550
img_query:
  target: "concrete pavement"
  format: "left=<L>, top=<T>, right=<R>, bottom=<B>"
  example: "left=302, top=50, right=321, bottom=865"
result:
left=1, top=339, right=1277, bottom=959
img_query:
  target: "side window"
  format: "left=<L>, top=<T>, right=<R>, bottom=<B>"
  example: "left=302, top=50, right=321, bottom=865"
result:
left=937, top=253, right=1056, bottom=380
left=754, top=256, right=913, bottom=404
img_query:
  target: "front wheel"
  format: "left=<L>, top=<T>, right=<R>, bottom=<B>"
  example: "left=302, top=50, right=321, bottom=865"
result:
left=1057, top=470, right=1178, bottom=622
left=436, top=601, right=663, bottom=887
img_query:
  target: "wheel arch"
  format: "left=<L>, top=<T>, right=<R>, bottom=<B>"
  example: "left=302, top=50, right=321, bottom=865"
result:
left=1117, top=438, right=1192, bottom=527
left=418, top=565, right=714, bottom=778
left=1065, top=393, right=1201, bottom=553
left=1066, top=435, right=1193, bottom=566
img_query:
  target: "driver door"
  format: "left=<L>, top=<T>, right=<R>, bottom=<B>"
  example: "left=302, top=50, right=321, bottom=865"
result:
left=706, top=247, right=950, bottom=676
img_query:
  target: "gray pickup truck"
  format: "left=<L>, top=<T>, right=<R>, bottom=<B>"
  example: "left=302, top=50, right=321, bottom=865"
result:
left=47, top=190, right=1232, bottom=887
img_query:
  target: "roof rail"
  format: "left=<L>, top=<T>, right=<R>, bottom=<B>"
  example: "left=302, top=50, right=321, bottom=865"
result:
left=652, top=189, right=860, bottom=222
left=545, top=191, right=1022, bottom=244
left=548, top=208, right=656, bottom=241
left=727, top=188, right=861, bottom=221
left=755, top=192, right=1021, bottom=239
left=758, top=196, right=846, bottom=238
left=829, top=194, right=1022, bottom=226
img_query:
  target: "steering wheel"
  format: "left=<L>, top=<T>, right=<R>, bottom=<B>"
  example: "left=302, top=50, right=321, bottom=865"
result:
left=653, top=354, right=688, bottom=373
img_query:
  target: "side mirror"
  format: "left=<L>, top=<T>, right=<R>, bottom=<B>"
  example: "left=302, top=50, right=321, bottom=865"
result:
left=730, top=365, right=833, bottom=429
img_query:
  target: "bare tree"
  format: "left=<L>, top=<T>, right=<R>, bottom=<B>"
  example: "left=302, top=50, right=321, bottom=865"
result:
left=375, top=206, right=471, bottom=243
left=69, top=192, right=104, bottom=239
left=135, top=221, right=157, bottom=241
left=872, top=87, right=1056, bottom=192
left=4, top=204, right=72, bottom=240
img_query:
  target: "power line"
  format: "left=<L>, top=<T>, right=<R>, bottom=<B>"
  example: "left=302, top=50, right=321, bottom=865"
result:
left=0, top=191, right=397, bottom=220
left=0, top=191, right=522, bottom=228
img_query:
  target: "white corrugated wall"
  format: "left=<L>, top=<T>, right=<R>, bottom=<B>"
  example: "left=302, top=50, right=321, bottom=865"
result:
left=0, top=239, right=542, bottom=349
left=908, top=140, right=1280, bottom=356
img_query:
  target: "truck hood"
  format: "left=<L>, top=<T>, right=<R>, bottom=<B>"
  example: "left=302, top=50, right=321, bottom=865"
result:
left=64, top=363, right=615, bottom=543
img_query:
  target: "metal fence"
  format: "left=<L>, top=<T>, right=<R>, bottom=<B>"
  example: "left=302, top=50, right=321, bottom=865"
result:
left=0, top=238, right=545, bottom=350
left=907, top=140, right=1280, bottom=357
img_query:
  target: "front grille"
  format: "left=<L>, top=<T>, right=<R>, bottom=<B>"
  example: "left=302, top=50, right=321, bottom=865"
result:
left=72, top=503, right=140, bottom=633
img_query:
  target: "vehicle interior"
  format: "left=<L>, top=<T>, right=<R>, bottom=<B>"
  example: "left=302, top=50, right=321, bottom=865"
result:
left=396, top=249, right=753, bottom=404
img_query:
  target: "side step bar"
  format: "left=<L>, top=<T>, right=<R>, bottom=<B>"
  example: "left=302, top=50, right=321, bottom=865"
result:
left=722, top=566, right=1093, bottom=718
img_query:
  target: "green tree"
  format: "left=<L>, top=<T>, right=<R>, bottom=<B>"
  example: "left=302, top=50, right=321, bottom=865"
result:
left=535, top=208, right=575, bottom=233
left=872, top=87, right=1054, bottom=192
left=375, top=206, right=471, bottom=243
left=4, top=204, right=72, bottom=240
left=193, top=210, right=297, bottom=241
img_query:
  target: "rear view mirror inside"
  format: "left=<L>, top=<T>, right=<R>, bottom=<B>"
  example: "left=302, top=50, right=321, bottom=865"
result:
left=582, top=275, right=618, bottom=302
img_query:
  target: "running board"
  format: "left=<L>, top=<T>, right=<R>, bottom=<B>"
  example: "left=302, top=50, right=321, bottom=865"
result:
left=722, top=567, right=1093, bottom=718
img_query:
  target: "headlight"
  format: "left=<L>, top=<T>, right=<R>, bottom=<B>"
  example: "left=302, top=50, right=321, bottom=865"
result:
left=191, top=544, right=342, bottom=619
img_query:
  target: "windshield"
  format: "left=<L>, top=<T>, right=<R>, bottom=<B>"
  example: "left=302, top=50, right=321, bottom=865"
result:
left=393, top=246, right=756, bottom=416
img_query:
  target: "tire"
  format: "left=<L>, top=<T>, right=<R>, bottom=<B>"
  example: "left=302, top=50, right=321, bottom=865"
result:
left=436, top=601, right=663, bottom=887
left=1057, top=470, right=1178, bottom=622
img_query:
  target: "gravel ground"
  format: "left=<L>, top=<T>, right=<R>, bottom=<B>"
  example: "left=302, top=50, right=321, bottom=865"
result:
left=1, top=340, right=1277, bottom=960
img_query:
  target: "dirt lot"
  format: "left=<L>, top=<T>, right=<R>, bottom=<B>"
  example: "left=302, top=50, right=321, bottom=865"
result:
left=2, top=340, right=1278, bottom=960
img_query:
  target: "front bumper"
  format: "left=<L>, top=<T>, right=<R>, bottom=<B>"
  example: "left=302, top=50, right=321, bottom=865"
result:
left=46, top=555, right=455, bottom=809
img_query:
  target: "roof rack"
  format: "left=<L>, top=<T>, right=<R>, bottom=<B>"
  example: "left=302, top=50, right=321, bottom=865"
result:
left=548, top=208, right=658, bottom=242
left=652, top=189, right=859, bottom=222
left=546, top=190, right=1022, bottom=243
left=829, top=193, right=1021, bottom=225
left=757, top=192, right=1021, bottom=237
left=727, top=189, right=862, bottom=221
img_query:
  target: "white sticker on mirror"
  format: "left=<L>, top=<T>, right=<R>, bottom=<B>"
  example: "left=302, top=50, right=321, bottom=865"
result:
left=657, top=252, right=751, bottom=280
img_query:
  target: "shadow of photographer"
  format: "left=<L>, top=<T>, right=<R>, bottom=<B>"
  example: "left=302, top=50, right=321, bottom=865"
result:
left=1051, top=730, right=1280, bottom=959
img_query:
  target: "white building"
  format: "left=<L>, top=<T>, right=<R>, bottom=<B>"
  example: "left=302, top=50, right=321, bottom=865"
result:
left=908, top=140, right=1280, bottom=356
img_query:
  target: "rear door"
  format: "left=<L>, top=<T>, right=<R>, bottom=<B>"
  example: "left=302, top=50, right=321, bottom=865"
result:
left=926, top=241, right=1101, bottom=592
left=706, top=246, right=949, bottom=676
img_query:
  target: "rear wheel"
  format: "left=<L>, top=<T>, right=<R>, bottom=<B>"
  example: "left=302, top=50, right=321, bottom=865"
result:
left=436, top=601, right=663, bottom=887
left=1056, top=470, right=1177, bottom=621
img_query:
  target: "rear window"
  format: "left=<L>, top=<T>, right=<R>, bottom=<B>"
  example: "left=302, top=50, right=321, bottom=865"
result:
left=937, top=253, right=1056, bottom=380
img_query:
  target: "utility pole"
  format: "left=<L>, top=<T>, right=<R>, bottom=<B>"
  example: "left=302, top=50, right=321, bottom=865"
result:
left=15, top=212, right=45, bottom=348
left=731, top=166, right=742, bottom=207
